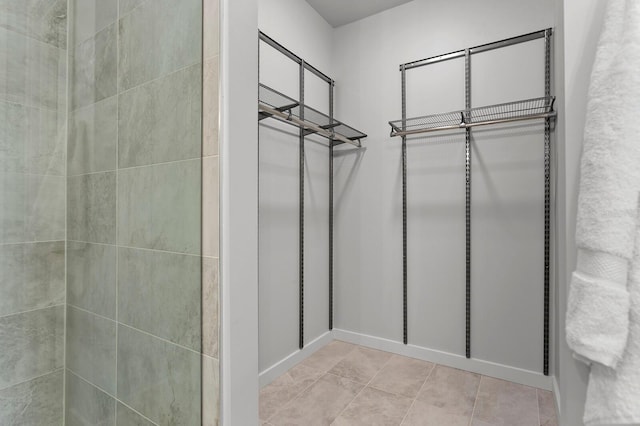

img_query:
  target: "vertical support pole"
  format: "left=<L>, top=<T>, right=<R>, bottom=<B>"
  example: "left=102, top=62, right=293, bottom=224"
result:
left=329, top=80, right=335, bottom=331
left=465, top=49, right=472, bottom=359
left=543, top=28, right=552, bottom=376
left=299, top=61, right=305, bottom=350
left=401, top=65, right=408, bottom=345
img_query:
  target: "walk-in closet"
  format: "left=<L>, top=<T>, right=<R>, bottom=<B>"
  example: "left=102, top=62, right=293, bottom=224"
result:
left=255, top=0, right=559, bottom=424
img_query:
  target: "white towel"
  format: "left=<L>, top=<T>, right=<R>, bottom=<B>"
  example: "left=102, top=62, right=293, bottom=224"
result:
left=566, top=0, right=640, bottom=424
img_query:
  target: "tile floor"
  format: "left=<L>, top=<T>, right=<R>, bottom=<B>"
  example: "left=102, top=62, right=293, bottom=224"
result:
left=259, top=340, right=558, bottom=426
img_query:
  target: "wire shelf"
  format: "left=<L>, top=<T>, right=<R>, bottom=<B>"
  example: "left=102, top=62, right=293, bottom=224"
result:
left=259, top=84, right=367, bottom=146
left=389, top=96, right=556, bottom=137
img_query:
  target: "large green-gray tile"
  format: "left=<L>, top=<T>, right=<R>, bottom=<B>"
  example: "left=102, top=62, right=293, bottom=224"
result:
left=0, top=305, right=64, bottom=388
left=0, top=172, right=26, bottom=243
left=71, top=23, right=117, bottom=110
left=203, top=257, right=218, bottom=358
left=0, top=27, right=65, bottom=109
left=118, top=0, right=202, bottom=91
left=65, top=370, right=116, bottom=426
left=118, top=0, right=148, bottom=16
left=0, top=100, right=27, bottom=173
left=116, top=402, right=155, bottom=426
left=0, top=0, right=67, bottom=48
left=68, top=96, right=117, bottom=175
left=25, top=173, right=65, bottom=241
left=67, top=241, right=116, bottom=319
left=118, top=160, right=200, bottom=254
left=117, top=325, right=201, bottom=425
left=66, top=306, right=117, bottom=395
left=118, top=247, right=201, bottom=351
left=0, top=241, right=64, bottom=317
left=0, top=100, right=65, bottom=175
left=68, top=171, right=116, bottom=244
left=71, top=0, right=117, bottom=45
left=0, top=370, right=63, bottom=425
left=118, top=64, right=201, bottom=168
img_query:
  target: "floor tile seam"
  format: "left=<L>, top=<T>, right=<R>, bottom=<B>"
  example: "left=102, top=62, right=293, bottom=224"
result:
left=399, top=361, right=437, bottom=426
left=264, top=369, right=326, bottom=423
left=536, top=388, right=541, bottom=426
left=468, top=375, right=483, bottom=426
left=329, top=353, right=395, bottom=425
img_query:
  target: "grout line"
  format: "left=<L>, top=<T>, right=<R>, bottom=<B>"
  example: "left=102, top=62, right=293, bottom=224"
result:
left=0, top=303, right=64, bottom=321
left=468, top=375, right=483, bottom=426
left=399, top=360, right=437, bottom=426
left=67, top=156, right=203, bottom=178
left=0, top=367, right=64, bottom=392
left=115, top=0, right=120, bottom=423
left=329, top=351, right=396, bottom=425
left=66, top=368, right=159, bottom=426
left=0, top=240, right=65, bottom=247
left=117, top=60, right=203, bottom=100
left=67, top=240, right=202, bottom=258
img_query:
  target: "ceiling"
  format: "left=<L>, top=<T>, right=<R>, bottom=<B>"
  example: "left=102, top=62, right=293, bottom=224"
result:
left=305, top=0, right=413, bottom=28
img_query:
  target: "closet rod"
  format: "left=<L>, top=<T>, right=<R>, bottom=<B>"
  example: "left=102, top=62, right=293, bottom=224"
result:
left=392, top=110, right=556, bottom=137
left=259, top=31, right=333, bottom=84
left=401, top=28, right=549, bottom=70
left=258, top=103, right=361, bottom=147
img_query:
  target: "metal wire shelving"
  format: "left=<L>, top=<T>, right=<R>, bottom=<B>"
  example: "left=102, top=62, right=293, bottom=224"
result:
left=259, top=84, right=367, bottom=147
left=389, top=96, right=556, bottom=137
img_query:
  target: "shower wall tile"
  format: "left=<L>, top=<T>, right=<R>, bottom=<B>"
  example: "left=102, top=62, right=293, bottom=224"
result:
left=118, top=247, right=201, bottom=351
left=68, top=171, right=116, bottom=244
left=118, top=0, right=202, bottom=91
left=0, top=242, right=65, bottom=317
left=66, top=306, right=117, bottom=395
left=118, top=0, right=148, bottom=17
left=203, top=257, right=219, bottom=358
left=116, top=402, right=155, bottom=426
left=0, top=172, right=26, bottom=244
left=118, top=64, right=202, bottom=168
left=0, top=27, right=65, bottom=110
left=71, top=23, right=117, bottom=110
left=25, top=173, right=65, bottom=241
left=203, top=156, right=219, bottom=257
left=117, top=325, right=201, bottom=425
left=0, top=305, right=64, bottom=389
left=0, top=0, right=67, bottom=48
left=67, top=241, right=117, bottom=319
left=118, top=160, right=201, bottom=254
left=0, top=101, right=28, bottom=173
left=68, top=96, right=118, bottom=175
left=0, top=370, right=63, bottom=425
left=203, top=56, right=219, bottom=157
left=71, top=0, right=117, bottom=46
left=65, top=370, right=116, bottom=426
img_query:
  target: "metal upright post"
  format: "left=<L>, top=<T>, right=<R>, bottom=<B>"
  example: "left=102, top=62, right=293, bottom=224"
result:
left=329, top=80, right=335, bottom=331
left=465, top=49, right=472, bottom=359
left=543, top=28, right=552, bottom=376
left=401, top=65, right=408, bottom=345
left=299, top=61, right=305, bottom=350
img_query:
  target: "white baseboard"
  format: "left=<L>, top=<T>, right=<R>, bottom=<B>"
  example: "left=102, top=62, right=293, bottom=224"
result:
left=258, top=331, right=333, bottom=388
left=332, top=328, right=553, bottom=391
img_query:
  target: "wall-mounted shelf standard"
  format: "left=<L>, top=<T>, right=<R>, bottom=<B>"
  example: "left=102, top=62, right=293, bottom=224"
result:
left=259, top=84, right=367, bottom=147
left=389, top=96, right=556, bottom=137
left=390, top=28, right=555, bottom=376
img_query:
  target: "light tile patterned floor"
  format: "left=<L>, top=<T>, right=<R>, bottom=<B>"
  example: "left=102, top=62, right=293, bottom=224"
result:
left=259, top=341, right=558, bottom=426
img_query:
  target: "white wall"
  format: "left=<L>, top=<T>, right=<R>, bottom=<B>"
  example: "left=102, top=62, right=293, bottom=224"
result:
left=258, top=0, right=334, bottom=373
left=332, top=0, right=554, bottom=380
